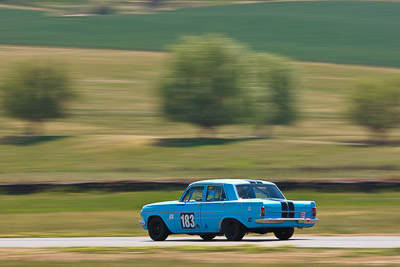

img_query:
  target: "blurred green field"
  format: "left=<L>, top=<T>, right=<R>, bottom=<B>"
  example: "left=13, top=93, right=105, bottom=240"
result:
left=1, top=1, right=400, bottom=66
left=0, top=190, right=398, bottom=237
left=0, top=45, right=400, bottom=183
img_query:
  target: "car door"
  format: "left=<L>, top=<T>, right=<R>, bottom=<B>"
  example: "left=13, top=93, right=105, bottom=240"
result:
left=175, top=186, right=204, bottom=233
left=201, top=185, right=227, bottom=233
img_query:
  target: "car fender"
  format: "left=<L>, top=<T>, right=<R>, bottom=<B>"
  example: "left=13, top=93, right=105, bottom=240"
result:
left=147, top=214, right=175, bottom=233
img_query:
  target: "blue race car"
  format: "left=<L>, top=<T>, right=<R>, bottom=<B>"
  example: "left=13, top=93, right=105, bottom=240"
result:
left=139, top=179, right=318, bottom=241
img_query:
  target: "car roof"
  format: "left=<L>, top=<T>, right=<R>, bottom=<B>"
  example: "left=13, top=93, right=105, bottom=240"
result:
left=189, top=179, right=276, bottom=186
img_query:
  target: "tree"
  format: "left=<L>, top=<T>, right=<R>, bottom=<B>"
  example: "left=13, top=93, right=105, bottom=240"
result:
left=348, top=79, right=400, bottom=141
left=0, top=61, right=75, bottom=135
left=148, top=0, right=164, bottom=8
left=89, top=0, right=116, bottom=15
left=159, top=34, right=250, bottom=132
left=248, top=53, right=297, bottom=136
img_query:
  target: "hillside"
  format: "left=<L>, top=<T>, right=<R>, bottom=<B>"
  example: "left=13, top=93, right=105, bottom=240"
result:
left=0, top=1, right=400, bottom=67
left=0, top=45, right=399, bottom=183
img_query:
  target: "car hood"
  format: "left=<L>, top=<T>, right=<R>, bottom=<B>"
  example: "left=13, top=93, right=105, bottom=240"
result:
left=143, top=200, right=180, bottom=209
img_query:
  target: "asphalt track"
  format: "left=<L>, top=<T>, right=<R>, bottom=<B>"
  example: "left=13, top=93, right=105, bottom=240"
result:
left=0, top=236, right=399, bottom=248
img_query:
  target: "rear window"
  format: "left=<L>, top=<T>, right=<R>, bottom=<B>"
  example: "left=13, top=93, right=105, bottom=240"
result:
left=206, top=186, right=227, bottom=201
left=236, top=184, right=285, bottom=200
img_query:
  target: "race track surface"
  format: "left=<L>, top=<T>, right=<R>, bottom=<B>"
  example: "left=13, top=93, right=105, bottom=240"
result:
left=0, top=236, right=399, bottom=248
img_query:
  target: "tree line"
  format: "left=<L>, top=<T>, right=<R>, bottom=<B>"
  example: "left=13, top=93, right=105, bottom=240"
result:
left=1, top=34, right=399, bottom=142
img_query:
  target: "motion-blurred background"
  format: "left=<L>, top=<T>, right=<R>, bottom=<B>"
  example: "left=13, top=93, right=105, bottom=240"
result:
left=0, top=0, right=399, bottom=264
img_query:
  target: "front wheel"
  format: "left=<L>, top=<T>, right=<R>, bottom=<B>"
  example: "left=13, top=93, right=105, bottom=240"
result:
left=223, top=219, right=246, bottom=241
left=148, top=217, right=169, bottom=241
left=200, top=234, right=217, bottom=241
left=274, top=228, right=294, bottom=240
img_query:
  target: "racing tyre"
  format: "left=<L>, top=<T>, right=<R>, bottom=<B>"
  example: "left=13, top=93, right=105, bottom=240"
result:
left=200, top=234, right=217, bottom=241
left=274, top=227, right=294, bottom=240
left=148, top=217, right=169, bottom=241
left=223, top=219, right=246, bottom=241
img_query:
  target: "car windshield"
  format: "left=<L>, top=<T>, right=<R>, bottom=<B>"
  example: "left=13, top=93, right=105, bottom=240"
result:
left=236, top=184, right=285, bottom=200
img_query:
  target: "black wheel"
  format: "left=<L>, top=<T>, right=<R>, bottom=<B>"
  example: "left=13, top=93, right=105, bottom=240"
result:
left=223, top=219, right=246, bottom=241
left=148, top=217, right=169, bottom=241
left=200, top=234, right=217, bottom=241
left=274, top=228, right=294, bottom=240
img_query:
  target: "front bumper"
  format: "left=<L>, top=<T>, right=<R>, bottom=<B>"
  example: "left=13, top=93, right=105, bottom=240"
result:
left=139, top=220, right=146, bottom=226
left=255, top=218, right=319, bottom=225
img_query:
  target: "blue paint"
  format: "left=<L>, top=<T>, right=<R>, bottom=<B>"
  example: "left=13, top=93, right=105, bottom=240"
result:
left=140, top=179, right=318, bottom=239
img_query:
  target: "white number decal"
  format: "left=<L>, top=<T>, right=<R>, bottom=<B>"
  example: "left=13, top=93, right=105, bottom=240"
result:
left=189, top=214, right=195, bottom=228
left=180, top=213, right=195, bottom=229
left=185, top=214, right=190, bottom=228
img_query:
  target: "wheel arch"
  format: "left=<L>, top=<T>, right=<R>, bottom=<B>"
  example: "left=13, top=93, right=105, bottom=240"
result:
left=148, top=215, right=172, bottom=234
left=219, top=216, right=248, bottom=232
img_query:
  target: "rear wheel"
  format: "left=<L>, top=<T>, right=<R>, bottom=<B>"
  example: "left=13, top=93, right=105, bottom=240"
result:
left=274, top=228, right=294, bottom=240
left=200, top=234, right=217, bottom=241
left=148, top=217, right=169, bottom=241
left=223, top=219, right=246, bottom=241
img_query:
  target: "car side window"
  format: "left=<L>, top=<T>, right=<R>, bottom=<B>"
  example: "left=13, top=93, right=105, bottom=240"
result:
left=214, top=186, right=226, bottom=201
left=206, top=186, right=226, bottom=201
left=190, top=186, right=204, bottom=201
left=237, top=185, right=250, bottom=199
left=206, top=186, right=216, bottom=201
left=181, top=188, right=192, bottom=202
left=182, top=186, right=204, bottom=202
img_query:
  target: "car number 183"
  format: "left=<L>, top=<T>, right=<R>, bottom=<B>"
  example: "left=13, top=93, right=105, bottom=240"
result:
left=180, top=213, right=195, bottom=229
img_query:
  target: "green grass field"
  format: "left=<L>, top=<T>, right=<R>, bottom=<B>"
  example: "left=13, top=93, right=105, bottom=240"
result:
left=0, top=190, right=399, bottom=237
left=1, top=1, right=400, bottom=66
left=0, top=45, right=400, bottom=183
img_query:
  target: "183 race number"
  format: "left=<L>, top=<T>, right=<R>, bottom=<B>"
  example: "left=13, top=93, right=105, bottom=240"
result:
left=180, top=213, right=195, bottom=229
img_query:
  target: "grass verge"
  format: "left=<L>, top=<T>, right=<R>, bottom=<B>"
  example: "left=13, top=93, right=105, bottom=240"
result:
left=0, top=190, right=399, bottom=237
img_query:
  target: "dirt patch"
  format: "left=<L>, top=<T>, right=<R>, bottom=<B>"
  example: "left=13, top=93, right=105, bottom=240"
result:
left=308, top=75, right=353, bottom=81
left=0, top=248, right=399, bottom=265
left=301, top=61, right=400, bottom=73
left=0, top=4, right=53, bottom=11
left=345, top=139, right=400, bottom=146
